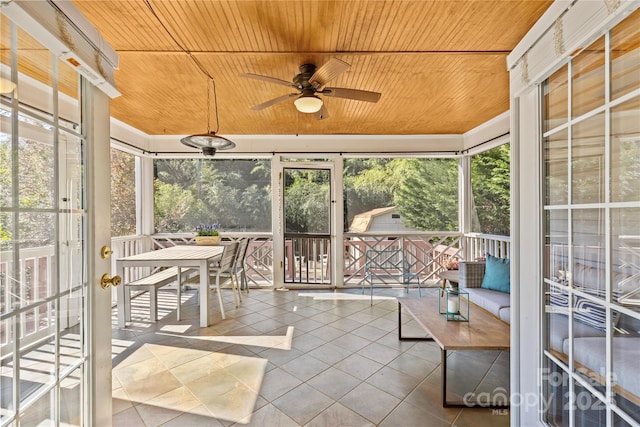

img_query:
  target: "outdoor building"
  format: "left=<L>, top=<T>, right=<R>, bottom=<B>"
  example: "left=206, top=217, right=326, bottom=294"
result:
left=1, top=1, right=639, bottom=426
left=349, top=207, right=418, bottom=234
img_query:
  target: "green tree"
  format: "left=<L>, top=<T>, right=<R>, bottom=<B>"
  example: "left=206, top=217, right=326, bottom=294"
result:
left=284, top=169, right=330, bottom=233
left=395, top=158, right=459, bottom=231
left=343, top=158, right=398, bottom=229
left=111, top=149, right=137, bottom=236
left=153, top=159, right=271, bottom=233
left=471, top=144, right=510, bottom=235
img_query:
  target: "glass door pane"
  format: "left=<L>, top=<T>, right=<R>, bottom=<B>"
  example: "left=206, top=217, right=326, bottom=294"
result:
left=283, top=167, right=331, bottom=285
left=0, top=18, right=87, bottom=426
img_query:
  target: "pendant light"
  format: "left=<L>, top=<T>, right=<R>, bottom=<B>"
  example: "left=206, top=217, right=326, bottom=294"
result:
left=181, top=78, right=235, bottom=156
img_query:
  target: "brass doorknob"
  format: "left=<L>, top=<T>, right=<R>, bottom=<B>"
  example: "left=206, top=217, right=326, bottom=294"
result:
left=101, top=274, right=122, bottom=289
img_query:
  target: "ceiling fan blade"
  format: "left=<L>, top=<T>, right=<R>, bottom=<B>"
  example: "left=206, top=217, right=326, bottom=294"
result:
left=322, top=87, right=381, bottom=103
left=251, top=93, right=298, bottom=111
left=309, top=58, right=351, bottom=88
left=241, top=73, right=298, bottom=88
left=314, top=104, right=329, bottom=120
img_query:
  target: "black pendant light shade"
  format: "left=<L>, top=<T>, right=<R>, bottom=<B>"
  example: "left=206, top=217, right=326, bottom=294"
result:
left=180, top=132, right=235, bottom=156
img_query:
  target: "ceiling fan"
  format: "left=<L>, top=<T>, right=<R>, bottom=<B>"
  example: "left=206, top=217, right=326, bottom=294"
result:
left=241, top=58, right=381, bottom=120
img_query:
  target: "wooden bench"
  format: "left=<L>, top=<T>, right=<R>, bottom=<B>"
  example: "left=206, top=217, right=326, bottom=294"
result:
left=124, top=267, right=196, bottom=322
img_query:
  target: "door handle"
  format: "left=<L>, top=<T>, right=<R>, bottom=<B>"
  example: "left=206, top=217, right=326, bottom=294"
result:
left=101, top=274, right=122, bottom=289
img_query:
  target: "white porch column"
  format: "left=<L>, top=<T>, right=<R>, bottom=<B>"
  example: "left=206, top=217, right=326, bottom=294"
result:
left=332, top=155, right=344, bottom=286
left=139, top=155, right=155, bottom=251
left=459, top=155, right=472, bottom=260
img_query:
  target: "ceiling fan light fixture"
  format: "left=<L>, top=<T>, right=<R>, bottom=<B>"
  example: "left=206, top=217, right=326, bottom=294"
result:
left=294, top=93, right=323, bottom=113
left=0, top=77, right=17, bottom=95
left=180, top=132, right=236, bottom=156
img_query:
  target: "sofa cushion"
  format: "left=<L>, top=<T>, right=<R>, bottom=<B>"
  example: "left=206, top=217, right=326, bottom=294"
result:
left=499, top=307, right=511, bottom=324
left=480, top=255, right=510, bottom=293
left=466, top=287, right=510, bottom=318
left=459, top=261, right=485, bottom=289
left=564, top=337, right=640, bottom=399
left=550, top=286, right=619, bottom=331
left=548, top=313, right=605, bottom=353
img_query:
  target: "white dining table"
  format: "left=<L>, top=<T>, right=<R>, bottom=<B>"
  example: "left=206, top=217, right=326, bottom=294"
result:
left=115, top=245, right=224, bottom=328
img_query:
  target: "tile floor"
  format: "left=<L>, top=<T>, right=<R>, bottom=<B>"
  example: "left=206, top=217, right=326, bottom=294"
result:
left=112, top=286, right=510, bottom=426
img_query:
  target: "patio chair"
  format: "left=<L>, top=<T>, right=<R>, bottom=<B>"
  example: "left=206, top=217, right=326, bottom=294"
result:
left=218, top=238, right=250, bottom=295
left=363, top=248, right=421, bottom=305
left=184, top=242, right=240, bottom=320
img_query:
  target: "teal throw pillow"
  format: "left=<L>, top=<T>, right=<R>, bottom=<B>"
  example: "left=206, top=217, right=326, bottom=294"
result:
left=480, top=255, right=510, bottom=293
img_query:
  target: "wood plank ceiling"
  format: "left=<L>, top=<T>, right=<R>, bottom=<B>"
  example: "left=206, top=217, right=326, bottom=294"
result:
left=72, top=0, right=553, bottom=136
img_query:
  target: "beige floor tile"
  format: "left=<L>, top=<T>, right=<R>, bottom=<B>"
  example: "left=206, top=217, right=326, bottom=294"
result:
left=368, top=316, right=398, bottom=332
left=357, top=341, right=403, bottom=365
left=334, top=353, right=384, bottom=381
left=387, top=352, right=438, bottom=379
left=145, top=385, right=201, bottom=413
left=272, top=383, right=334, bottom=425
left=158, top=405, right=223, bottom=427
left=111, top=289, right=510, bottom=427
left=146, top=343, right=210, bottom=369
left=366, top=365, right=423, bottom=400
left=134, top=402, right=184, bottom=427
left=120, top=369, right=183, bottom=403
left=351, top=324, right=388, bottom=341
left=112, top=388, right=133, bottom=415
left=291, top=332, right=325, bottom=353
left=403, top=372, right=461, bottom=424
left=257, top=347, right=303, bottom=367
left=327, top=317, right=365, bottom=333
left=305, top=402, right=375, bottom=427
left=280, top=353, right=329, bottom=382
left=378, top=401, right=452, bottom=427
left=306, top=367, right=361, bottom=400
left=306, top=342, right=352, bottom=365
left=259, top=367, right=303, bottom=402
left=113, top=350, right=165, bottom=384
left=112, top=406, right=146, bottom=427
left=237, top=403, right=299, bottom=427
left=330, top=333, right=372, bottom=352
left=307, top=324, right=347, bottom=341
left=339, top=382, right=401, bottom=424
left=223, top=355, right=268, bottom=392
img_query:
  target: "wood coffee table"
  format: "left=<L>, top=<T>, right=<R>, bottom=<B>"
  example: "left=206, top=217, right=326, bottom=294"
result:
left=398, top=295, right=510, bottom=408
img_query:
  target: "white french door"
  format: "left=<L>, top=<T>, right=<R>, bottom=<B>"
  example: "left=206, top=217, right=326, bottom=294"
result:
left=0, top=17, right=112, bottom=426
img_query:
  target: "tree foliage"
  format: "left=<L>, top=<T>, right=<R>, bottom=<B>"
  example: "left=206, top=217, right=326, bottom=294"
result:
left=394, top=158, right=459, bottom=231
left=1, top=137, right=56, bottom=248
left=153, top=159, right=272, bottom=233
left=284, top=169, right=330, bottom=233
left=111, top=149, right=137, bottom=236
left=343, top=158, right=399, bottom=229
left=471, top=144, right=510, bottom=236
left=109, top=148, right=511, bottom=237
